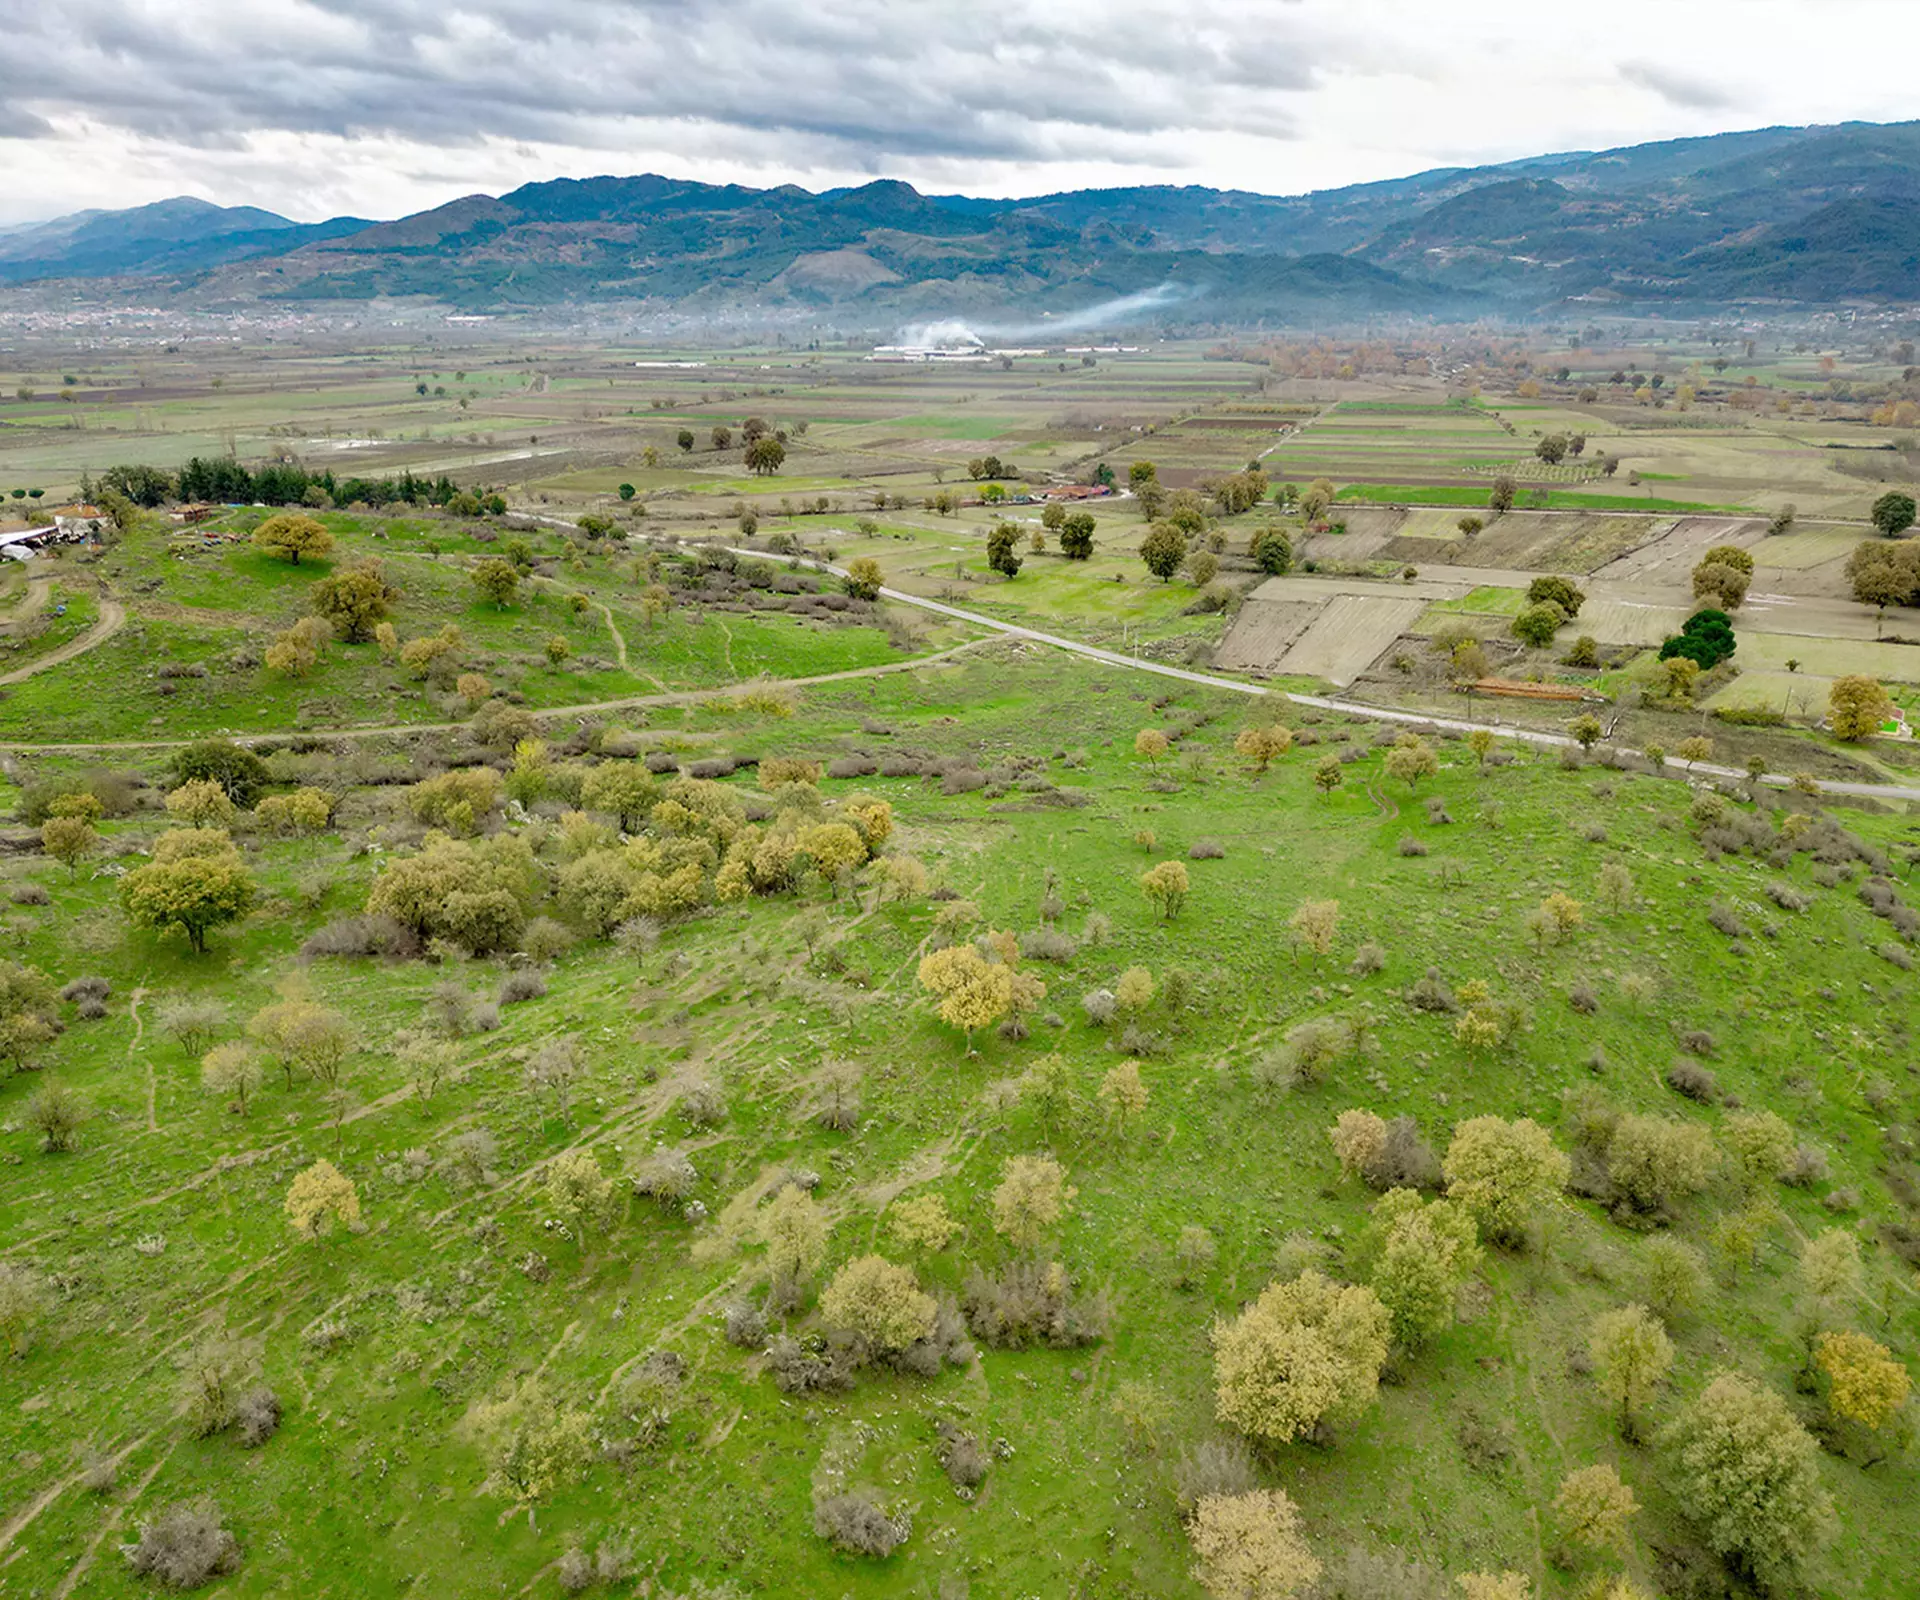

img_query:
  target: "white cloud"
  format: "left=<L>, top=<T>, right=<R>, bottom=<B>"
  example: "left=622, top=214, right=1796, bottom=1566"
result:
left=0, top=0, right=1912, bottom=223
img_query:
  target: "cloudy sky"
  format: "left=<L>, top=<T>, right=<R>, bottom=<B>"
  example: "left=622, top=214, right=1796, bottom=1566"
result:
left=0, top=0, right=1912, bottom=225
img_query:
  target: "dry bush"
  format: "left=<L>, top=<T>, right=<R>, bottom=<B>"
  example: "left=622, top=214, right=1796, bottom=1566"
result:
left=1020, top=928, right=1078, bottom=962
left=122, top=1499, right=240, bottom=1588
left=234, top=1386, right=281, bottom=1448
left=961, top=1260, right=1108, bottom=1349
left=497, top=970, right=546, bottom=1005
left=1349, top=942, right=1386, bottom=976
left=1189, top=839, right=1226, bottom=860
left=1665, top=1060, right=1720, bottom=1103
left=300, top=914, right=419, bottom=961
left=1397, top=835, right=1428, bottom=857
left=812, top=1488, right=911, bottom=1557
left=935, top=1421, right=990, bottom=1489
left=767, top=1333, right=857, bottom=1393
left=723, top=1301, right=767, bottom=1348
left=1705, top=901, right=1749, bottom=939
left=1173, top=1439, right=1258, bottom=1516
left=1361, top=1116, right=1442, bottom=1191
left=676, top=1081, right=727, bottom=1127
left=1407, top=966, right=1457, bottom=1014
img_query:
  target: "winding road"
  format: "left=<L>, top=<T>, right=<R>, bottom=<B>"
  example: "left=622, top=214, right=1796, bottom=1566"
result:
left=3, top=547, right=1917, bottom=805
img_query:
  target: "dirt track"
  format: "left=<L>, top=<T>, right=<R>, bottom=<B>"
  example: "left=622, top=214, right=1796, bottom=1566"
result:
left=0, top=593, right=126, bottom=685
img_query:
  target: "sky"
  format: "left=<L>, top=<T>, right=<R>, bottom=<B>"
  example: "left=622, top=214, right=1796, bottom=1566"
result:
left=0, top=0, right=1913, bottom=226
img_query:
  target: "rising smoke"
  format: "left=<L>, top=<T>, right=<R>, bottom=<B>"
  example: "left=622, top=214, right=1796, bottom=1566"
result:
left=893, top=281, right=1185, bottom=348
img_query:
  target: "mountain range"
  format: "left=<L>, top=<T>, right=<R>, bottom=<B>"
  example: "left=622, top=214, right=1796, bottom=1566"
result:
left=4, top=120, right=1918, bottom=321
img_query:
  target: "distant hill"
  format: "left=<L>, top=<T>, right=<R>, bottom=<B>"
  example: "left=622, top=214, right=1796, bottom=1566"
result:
left=0, top=196, right=370, bottom=285
left=4, top=120, right=1918, bottom=317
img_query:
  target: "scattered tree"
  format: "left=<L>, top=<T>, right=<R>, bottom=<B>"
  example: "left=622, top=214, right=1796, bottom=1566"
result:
left=1187, top=1489, right=1320, bottom=1600
left=1443, top=1116, right=1570, bottom=1247
left=1140, top=522, right=1188, bottom=582
left=1211, top=1270, right=1392, bottom=1445
left=992, top=1155, right=1077, bottom=1252
left=1870, top=489, right=1916, bottom=537
left=818, top=1255, right=936, bottom=1355
left=284, top=1158, right=361, bottom=1236
left=470, top=558, right=520, bottom=608
left=1141, top=859, right=1190, bottom=920
left=1235, top=724, right=1293, bottom=773
left=1553, top=1463, right=1639, bottom=1555
left=1660, top=1372, right=1835, bottom=1593
left=251, top=513, right=333, bottom=565
left=1829, top=674, right=1893, bottom=741
left=1815, top=1331, right=1911, bottom=1431
left=1589, top=1304, right=1673, bottom=1437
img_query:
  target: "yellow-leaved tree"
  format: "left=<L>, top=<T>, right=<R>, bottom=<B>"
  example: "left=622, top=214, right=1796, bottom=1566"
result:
left=1211, top=1269, right=1391, bottom=1446
left=1187, top=1488, right=1320, bottom=1600
left=916, top=945, right=1012, bottom=1048
left=285, top=1158, right=360, bottom=1237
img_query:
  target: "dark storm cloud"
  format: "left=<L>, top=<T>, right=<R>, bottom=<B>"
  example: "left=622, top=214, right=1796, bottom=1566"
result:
left=7, top=0, right=1317, bottom=166
left=1620, top=60, right=1735, bottom=112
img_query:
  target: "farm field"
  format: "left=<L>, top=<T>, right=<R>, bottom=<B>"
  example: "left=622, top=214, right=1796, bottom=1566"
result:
left=2, top=645, right=1918, bottom=1600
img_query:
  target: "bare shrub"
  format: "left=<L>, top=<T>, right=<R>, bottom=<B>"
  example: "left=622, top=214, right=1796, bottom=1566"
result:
left=935, top=1421, right=990, bottom=1489
left=300, top=914, right=419, bottom=961
left=1407, top=966, right=1457, bottom=1014
left=1361, top=1116, right=1441, bottom=1191
left=1188, top=839, right=1225, bottom=860
left=10, top=883, right=50, bottom=906
left=961, top=1260, right=1107, bottom=1349
left=1568, top=982, right=1599, bottom=1016
left=62, top=975, right=112, bottom=1008
left=1766, top=882, right=1810, bottom=912
left=1784, top=1144, right=1829, bottom=1188
left=1677, top=1029, right=1716, bottom=1057
left=1665, top=1060, right=1720, bottom=1103
left=1020, top=929, right=1078, bottom=962
left=234, top=1386, right=281, bottom=1448
left=812, top=1488, right=911, bottom=1558
left=123, top=1499, right=240, bottom=1588
left=1313, top=1548, right=1451, bottom=1600
left=1082, top=989, right=1116, bottom=1027
left=676, top=1081, right=727, bottom=1126
left=630, top=1148, right=698, bottom=1206
left=767, top=1332, right=858, bottom=1393
left=1173, top=1439, right=1258, bottom=1516
left=723, top=1301, right=767, bottom=1348
left=521, top=916, right=575, bottom=962
left=1397, top=835, right=1428, bottom=857
left=1705, top=900, right=1748, bottom=939
left=496, top=970, right=546, bottom=1005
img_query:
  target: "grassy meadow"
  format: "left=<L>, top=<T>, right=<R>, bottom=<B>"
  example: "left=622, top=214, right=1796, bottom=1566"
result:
left=2, top=645, right=1917, bottom=1598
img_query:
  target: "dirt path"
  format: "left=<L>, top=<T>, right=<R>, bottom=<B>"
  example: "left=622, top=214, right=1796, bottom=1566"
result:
left=4, top=574, right=51, bottom=625
left=3, top=559, right=1917, bottom=807
left=128, top=987, right=154, bottom=1133
left=0, top=593, right=126, bottom=685
left=51, top=1446, right=176, bottom=1598
left=0, top=637, right=989, bottom=754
